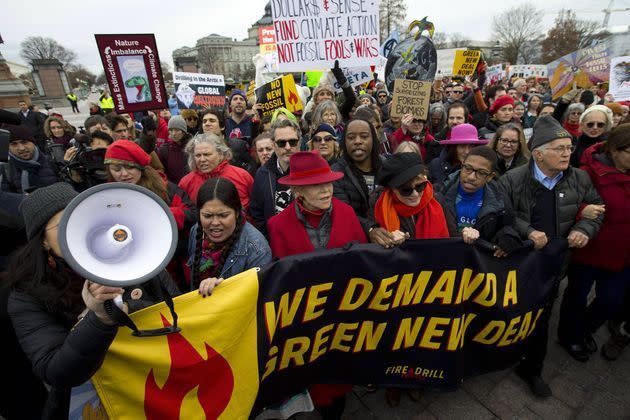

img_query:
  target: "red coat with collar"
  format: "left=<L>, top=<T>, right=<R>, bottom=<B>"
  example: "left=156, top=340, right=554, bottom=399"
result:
left=267, top=197, right=366, bottom=406
left=268, top=198, right=367, bottom=258
left=178, top=160, right=253, bottom=210
left=572, top=143, right=630, bottom=271
left=389, top=128, right=435, bottom=161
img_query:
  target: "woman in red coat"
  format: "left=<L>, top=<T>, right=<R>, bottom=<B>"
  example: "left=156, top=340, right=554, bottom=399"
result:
left=179, top=133, right=253, bottom=210
left=558, top=123, right=630, bottom=361
left=267, top=151, right=366, bottom=420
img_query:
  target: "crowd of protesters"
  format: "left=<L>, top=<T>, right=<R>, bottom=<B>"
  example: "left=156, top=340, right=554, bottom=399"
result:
left=1, top=60, right=629, bottom=419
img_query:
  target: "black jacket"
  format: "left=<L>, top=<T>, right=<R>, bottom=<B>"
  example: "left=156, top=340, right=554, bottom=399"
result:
left=0, top=151, right=58, bottom=194
left=571, top=133, right=607, bottom=168
left=495, top=151, right=529, bottom=176
left=438, top=173, right=523, bottom=253
left=8, top=271, right=180, bottom=419
left=249, top=154, right=291, bottom=237
left=19, top=110, right=47, bottom=149
left=497, top=161, right=603, bottom=240
left=427, top=148, right=458, bottom=192
left=331, top=157, right=373, bottom=234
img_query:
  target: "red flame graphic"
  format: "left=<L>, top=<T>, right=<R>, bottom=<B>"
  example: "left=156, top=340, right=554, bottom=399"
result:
left=144, top=315, right=234, bottom=419
left=287, top=90, right=298, bottom=106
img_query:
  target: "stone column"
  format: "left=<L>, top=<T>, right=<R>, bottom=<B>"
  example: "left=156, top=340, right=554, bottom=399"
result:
left=30, top=58, right=69, bottom=108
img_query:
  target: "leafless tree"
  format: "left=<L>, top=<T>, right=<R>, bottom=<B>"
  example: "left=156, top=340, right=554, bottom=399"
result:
left=66, top=64, right=97, bottom=88
left=491, top=4, right=543, bottom=64
left=432, top=32, right=448, bottom=49
left=541, top=10, right=607, bottom=63
left=379, top=0, right=407, bottom=40
left=449, top=33, right=469, bottom=48
left=19, top=36, right=77, bottom=67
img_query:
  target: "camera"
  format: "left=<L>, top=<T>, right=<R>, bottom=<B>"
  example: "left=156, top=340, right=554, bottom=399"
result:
left=47, top=140, right=108, bottom=188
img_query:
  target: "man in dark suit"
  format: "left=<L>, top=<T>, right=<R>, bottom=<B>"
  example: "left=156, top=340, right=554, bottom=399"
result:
left=18, top=100, right=46, bottom=149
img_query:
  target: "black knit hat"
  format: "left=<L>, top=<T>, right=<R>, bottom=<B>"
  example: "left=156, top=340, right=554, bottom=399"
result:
left=529, top=115, right=572, bottom=151
left=580, top=90, right=595, bottom=107
left=312, top=123, right=336, bottom=137
left=20, top=182, right=78, bottom=240
left=377, top=152, right=424, bottom=188
left=3, top=124, right=35, bottom=143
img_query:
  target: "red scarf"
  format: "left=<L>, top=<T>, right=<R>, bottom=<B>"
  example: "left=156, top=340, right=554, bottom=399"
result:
left=374, top=182, right=449, bottom=239
left=296, top=199, right=325, bottom=228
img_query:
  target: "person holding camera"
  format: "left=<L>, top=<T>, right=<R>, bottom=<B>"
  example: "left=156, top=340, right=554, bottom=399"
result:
left=0, top=124, right=57, bottom=194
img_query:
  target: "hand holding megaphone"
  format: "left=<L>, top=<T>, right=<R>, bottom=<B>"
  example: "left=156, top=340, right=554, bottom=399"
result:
left=59, top=183, right=181, bottom=336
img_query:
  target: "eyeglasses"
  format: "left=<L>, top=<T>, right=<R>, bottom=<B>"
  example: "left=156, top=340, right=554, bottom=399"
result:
left=275, top=139, right=300, bottom=148
left=445, top=91, right=452, bottom=95
left=498, top=138, right=519, bottom=146
left=585, top=122, right=605, bottom=129
left=378, top=94, right=387, bottom=98
left=462, top=163, right=493, bottom=178
left=452, top=90, right=464, bottom=94
left=546, top=145, right=576, bottom=154
left=569, top=111, right=582, bottom=116
left=398, top=181, right=427, bottom=197
left=312, top=135, right=335, bottom=143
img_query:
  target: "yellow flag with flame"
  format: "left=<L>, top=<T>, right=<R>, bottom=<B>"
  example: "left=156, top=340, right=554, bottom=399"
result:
left=91, top=269, right=260, bottom=419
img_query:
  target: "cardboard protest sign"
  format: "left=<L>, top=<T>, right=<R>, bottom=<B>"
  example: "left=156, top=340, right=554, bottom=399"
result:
left=259, top=26, right=277, bottom=56
left=609, top=56, right=630, bottom=101
left=507, top=64, right=547, bottom=79
left=270, top=0, right=380, bottom=72
left=173, top=72, right=225, bottom=109
left=452, top=50, right=481, bottom=77
left=255, top=75, right=303, bottom=117
left=548, top=42, right=611, bottom=100
left=390, top=79, right=432, bottom=119
left=95, top=34, right=167, bottom=113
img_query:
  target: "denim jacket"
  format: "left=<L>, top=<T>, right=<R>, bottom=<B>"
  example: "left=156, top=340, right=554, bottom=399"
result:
left=187, top=222, right=272, bottom=280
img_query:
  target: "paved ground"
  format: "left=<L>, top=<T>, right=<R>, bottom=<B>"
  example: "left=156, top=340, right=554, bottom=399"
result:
left=50, top=94, right=97, bottom=129
left=297, top=277, right=630, bottom=419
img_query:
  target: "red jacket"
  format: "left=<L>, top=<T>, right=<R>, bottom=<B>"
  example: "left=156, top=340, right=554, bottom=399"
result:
left=572, top=143, right=630, bottom=271
left=178, top=160, right=253, bottom=210
left=389, top=128, right=435, bottom=161
left=267, top=197, right=365, bottom=406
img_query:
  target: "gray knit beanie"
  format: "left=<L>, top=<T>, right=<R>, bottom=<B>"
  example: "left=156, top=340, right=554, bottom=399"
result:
left=21, top=182, right=78, bottom=240
left=167, top=115, right=187, bottom=133
left=529, top=115, right=572, bottom=151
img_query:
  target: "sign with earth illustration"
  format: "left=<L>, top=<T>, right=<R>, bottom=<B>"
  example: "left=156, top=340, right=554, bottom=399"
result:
left=95, top=34, right=168, bottom=113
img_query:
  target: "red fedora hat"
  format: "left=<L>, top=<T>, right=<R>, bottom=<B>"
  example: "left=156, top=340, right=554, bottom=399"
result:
left=278, top=151, right=344, bottom=186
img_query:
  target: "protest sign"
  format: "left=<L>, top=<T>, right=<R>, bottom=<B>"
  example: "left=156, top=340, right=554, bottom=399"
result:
left=486, top=64, right=505, bottom=85
left=255, top=75, right=303, bottom=117
left=609, top=56, right=630, bottom=101
left=90, top=239, right=565, bottom=418
left=322, top=66, right=374, bottom=92
left=270, top=0, right=380, bottom=72
left=452, top=50, right=481, bottom=77
left=259, top=26, right=277, bottom=56
left=94, top=34, right=167, bottom=113
left=173, top=72, right=225, bottom=109
left=548, top=42, right=611, bottom=100
left=507, top=64, right=547, bottom=79
left=390, top=79, right=432, bottom=119
left=385, top=19, right=437, bottom=92
left=305, top=71, right=324, bottom=87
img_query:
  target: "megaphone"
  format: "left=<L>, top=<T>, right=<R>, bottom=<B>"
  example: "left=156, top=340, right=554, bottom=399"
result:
left=58, top=182, right=180, bottom=336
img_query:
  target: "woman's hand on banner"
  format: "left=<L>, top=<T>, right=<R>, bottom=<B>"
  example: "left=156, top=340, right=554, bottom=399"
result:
left=198, top=277, right=225, bottom=298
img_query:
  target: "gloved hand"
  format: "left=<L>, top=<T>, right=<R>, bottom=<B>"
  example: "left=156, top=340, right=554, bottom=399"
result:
left=331, top=60, right=349, bottom=88
left=476, top=60, right=487, bottom=89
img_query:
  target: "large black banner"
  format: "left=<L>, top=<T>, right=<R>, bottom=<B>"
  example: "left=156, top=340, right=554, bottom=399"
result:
left=255, top=238, right=566, bottom=408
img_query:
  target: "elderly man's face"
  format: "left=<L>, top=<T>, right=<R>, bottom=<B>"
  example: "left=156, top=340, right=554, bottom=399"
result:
left=537, top=138, right=573, bottom=174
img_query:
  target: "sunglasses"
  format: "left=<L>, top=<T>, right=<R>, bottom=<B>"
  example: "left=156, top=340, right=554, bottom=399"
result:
left=312, top=135, right=335, bottom=143
left=185, top=117, right=198, bottom=121
left=378, top=94, right=387, bottom=98
left=585, top=122, right=605, bottom=129
left=398, top=181, right=428, bottom=197
left=452, top=90, right=464, bottom=94
left=275, top=139, right=300, bottom=148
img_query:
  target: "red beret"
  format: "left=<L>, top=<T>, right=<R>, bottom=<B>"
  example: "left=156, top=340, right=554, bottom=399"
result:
left=489, top=95, right=515, bottom=116
left=104, top=139, right=151, bottom=168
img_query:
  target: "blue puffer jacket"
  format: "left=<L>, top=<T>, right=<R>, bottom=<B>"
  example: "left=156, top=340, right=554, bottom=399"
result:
left=187, top=221, right=272, bottom=281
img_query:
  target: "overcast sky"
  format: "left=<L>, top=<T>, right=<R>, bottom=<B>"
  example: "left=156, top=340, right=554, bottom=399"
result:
left=1, top=0, right=627, bottom=74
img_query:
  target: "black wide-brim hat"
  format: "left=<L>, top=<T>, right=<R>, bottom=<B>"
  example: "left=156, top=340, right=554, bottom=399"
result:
left=376, top=152, right=424, bottom=188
